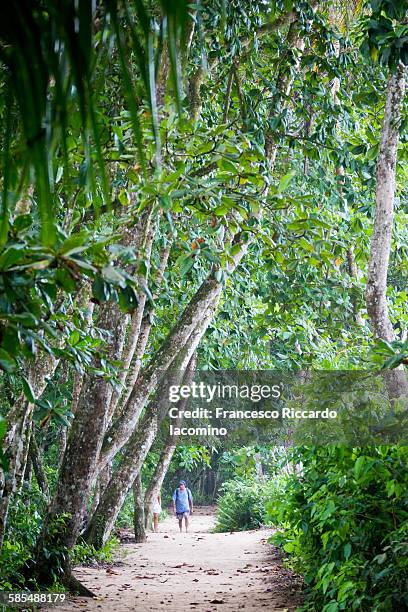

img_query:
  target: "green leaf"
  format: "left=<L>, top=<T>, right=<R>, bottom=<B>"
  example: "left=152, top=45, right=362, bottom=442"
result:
left=92, top=277, right=110, bottom=303
left=0, top=246, right=27, bottom=270
left=214, top=269, right=223, bottom=282
left=278, top=171, right=296, bottom=193
left=22, top=376, right=36, bottom=403
left=213, top=204, right=230, bottom=216
left=0, top=348, right=16, bottom=373
left=354, top=456, right=366, bottom=480
left=55, top=269, right=76, bottom=292
left=59, top=233, right=89, bottom=256
left=102, top=266, right=127, bottom=288
left=180, top=255, right=194, bottom=276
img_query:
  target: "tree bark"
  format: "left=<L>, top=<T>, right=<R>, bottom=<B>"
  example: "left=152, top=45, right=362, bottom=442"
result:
left=143, top=420, right=181, bottom=529
left=132, top=473, right=146, bottom=542
left=0, top=362, right=52, bottom=546
left=29, top=433, right=50, bottom=502
left=99, top=277, right=222, bottom=469
left=85, top=355, right=196, bottom=548
left=365, top=62, right=408, bottom=404
left=108, top=239, right=171, bottom=424
left=366, top=62, right=406, bottom=343
left=29, top=362, right=112, bottom=587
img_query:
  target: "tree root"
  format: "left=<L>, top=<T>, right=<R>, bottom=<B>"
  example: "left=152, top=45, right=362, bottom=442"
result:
left=62, top=571, right=95, bottom=597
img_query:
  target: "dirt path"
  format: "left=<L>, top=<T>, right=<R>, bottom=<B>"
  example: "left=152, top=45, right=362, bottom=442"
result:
left=53, top=507, right=303, bottom=612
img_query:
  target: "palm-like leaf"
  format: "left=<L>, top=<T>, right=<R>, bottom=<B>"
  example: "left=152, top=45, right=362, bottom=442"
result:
left=0, top=0, right=188, bottom=245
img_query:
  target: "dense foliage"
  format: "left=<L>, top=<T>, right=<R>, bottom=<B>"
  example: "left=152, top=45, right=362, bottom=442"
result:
left=268, top=446, right=408, bottom=611
left=215, top=477, right=276, bottom=532
left=215, top=445, right=408, bottom=611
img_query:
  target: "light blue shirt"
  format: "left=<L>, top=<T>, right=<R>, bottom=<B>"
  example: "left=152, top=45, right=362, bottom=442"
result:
left=172, top=487, right=192, bottom=513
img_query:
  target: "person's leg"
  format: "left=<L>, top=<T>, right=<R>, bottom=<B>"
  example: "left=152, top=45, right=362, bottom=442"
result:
left=184, top=513, right=189, bottom=533
left=153, top=513, right=159, bottom=533
left=178, top=516, right=183, bottom=533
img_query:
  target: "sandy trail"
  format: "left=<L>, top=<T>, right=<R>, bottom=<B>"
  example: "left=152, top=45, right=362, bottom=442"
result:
left=52, top=507, right=303, bottom=612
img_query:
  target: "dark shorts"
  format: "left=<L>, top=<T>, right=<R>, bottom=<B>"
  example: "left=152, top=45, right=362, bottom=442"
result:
left=176, top=511, right=190, bottom=519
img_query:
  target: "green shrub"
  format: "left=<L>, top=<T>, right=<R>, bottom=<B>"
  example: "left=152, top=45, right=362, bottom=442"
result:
left=266, top=446, right=408, bottom=612
left=0, top=492, right=44, bottom=589
left=72, top=536, right=119, bottom=566
left=214, top=477, right=281, bottom=532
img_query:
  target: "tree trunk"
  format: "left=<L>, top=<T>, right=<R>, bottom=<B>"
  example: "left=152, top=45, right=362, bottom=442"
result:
left=366, top=62, right=406, bottom=343
left=143, top=424, right=180, bottom=529
left=99, top=277, right=222, bottom=469
left=109, top=241, right=172, bottom=424
left=106, top=210, right=157, bottom=423
left=86, top=355, right=196, bottom=548
left=29, top=433, right=50, bottom=502
left=132, top=473, right=146, bottom=542
left=89, top=462, right=112, bottom=522
left=29, top=211, right=154, bottom=580
left=365, top=61, right=408, bottom=404
left=30, top=363, right=112, bottom=587
left=0, top=395, right=34, bottom=547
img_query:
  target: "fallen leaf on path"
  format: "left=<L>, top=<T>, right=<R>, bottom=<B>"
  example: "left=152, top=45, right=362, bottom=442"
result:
left=133, top=575, right=155, bottom=579
left=209, top=599, right=224, bottom=604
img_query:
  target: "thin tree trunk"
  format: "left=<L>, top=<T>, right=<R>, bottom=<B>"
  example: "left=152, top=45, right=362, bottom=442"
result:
left=29, top=433, right=50, bottom=502
left=132, top=473, right=146, bottom=542
left=1, top=405, right=37, bottom=545
left=365, top=61, right=408, bottom=404
left=366, top=62, right=406, bottom=343
left=143, top=420, right=181, bottom=529
left=89, top=462, right=112, bottom=521
left=24, top=457, right=33, bottom=487
left=106, top=210, right=157, bottom=423
left=108, top=240, right=171, bottom=424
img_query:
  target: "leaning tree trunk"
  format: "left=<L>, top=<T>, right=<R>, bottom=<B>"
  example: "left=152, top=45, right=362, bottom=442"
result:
left=29, top=211, right=153, bottom=588
left=84, top=386, right=168, bottom=548
left=98, top=277, right=222, bottom=469
left=85, top=354, right=197, bottom=548
left=143, top=425, right=180, bottom=530
left=29, top=359, right=113, bottom=592
left=365, top=61, right=408, bottom=404
left=132, top=473, right=146, bottom=542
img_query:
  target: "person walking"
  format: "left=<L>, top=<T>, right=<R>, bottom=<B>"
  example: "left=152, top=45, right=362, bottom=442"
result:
left=172, top=480, right=193, bottom=533
left=152, top=492, right=161, bottom=533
